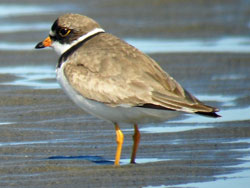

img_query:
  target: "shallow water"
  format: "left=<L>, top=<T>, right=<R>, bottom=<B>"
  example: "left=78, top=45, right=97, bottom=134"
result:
left=1, top=37, right=250, bottom=53
left=127, top=37, right=250, bottom=53
left=0, top=56, right=249, bottom=188
left=0, top=66, right=58, bottom=89
left=0, top=4, right=76, bottom=17
left=1, top=4, right=250, bottom=53
left=146, top=146, right=250, bottom=188
left=0, top=1, right=250, bottom=188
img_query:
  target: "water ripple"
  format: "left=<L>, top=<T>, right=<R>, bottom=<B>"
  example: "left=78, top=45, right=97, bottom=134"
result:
left=1, top=23, right=51, bottom=33
left=0, top=66, right=59, bottom=89
left=1, top=37, right=250, bottom=53
left=0, top=4, right=76, bottom=17
left=126, top=37, right=250, bottom=53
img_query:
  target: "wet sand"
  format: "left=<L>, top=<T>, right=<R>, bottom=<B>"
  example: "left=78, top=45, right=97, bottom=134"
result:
left=0, top=0, right=250, bottom=188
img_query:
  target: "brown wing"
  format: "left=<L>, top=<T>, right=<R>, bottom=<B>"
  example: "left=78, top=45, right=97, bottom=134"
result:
left=63, top=33, right=219, bottom=114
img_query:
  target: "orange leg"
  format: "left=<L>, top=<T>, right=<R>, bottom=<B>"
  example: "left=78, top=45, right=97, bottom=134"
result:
left=130, top=124, right=141, bottom=164
left=114, top=123, right=124, bottom=166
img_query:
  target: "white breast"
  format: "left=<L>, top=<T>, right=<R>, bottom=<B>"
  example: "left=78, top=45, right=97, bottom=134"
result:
left=56, top=63, right=180, bottom=125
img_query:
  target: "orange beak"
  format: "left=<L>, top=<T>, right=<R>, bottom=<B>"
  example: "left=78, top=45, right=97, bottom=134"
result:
left=35, top=36, right=52, bottom=49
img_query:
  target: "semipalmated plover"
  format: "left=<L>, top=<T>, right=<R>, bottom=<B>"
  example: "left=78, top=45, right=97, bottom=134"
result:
left=35, top=13, right=220, bottom=166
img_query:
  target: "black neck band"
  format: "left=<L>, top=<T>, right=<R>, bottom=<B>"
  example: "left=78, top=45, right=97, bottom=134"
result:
left=57, top=31, right=104, bottom=68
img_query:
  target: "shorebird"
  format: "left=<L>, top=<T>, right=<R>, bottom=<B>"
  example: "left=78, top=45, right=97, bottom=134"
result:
left=35, top=13, right=220, bottom=166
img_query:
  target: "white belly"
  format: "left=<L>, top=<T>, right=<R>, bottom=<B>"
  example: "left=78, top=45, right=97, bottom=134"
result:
left=56, top=65, right=180, bottom=125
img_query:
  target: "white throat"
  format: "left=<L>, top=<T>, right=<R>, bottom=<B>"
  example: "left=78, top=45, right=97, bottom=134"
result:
left=51, top=28, right=105, bottom=55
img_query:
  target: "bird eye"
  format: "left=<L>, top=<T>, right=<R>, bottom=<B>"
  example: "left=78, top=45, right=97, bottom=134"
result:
left=58, top=28, right=71, bottom=37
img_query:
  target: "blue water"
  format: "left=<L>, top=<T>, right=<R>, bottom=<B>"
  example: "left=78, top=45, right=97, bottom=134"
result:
left=0, top=4, right=250, bottom=53
left=1, top=37, right=250, bottom=53
left=127, top=37, right=250, bottom=53
left=0, top=4, right=76, bottom=17
left=0, top=66, right=58, bottom=89
left=144, top=146, right=250, bottom=188
left=1, top=23, right=51, bottom=33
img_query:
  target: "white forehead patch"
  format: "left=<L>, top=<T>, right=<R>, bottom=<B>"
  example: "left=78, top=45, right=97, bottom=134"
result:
left=49, top=30, right=55, bottom=36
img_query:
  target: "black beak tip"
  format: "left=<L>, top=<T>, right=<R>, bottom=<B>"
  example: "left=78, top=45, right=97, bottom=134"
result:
left=35, top=42, right=45, bottom=49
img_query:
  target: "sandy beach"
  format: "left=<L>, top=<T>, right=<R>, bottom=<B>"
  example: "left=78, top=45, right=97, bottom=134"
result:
left=0, top=0, right=250, bottom=187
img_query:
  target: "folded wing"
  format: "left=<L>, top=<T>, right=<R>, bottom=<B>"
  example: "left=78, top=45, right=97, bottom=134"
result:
left=63, top=33, right=219, bottom=117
